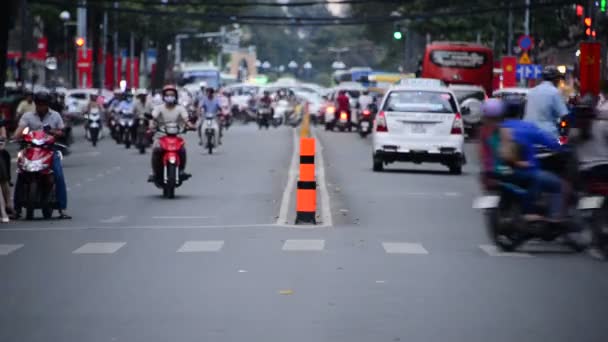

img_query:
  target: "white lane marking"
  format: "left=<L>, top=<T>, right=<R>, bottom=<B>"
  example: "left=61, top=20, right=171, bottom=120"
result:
left=85, top=178, right=94, bottom=182
left=313, top=129, right=333, bottom=227
left=375, top=280, right=386, bottom=284
left=282, top=239, right=325, bottom=251
left=0, top=244, right=24, bottom=255
left=177, top=240, right=224, bottom=253
left=0, top=223, right=278, bottom=232
left=152, top=216, right=215, bottom=220
left=100, top=215, right=127, bottom=224
left=73, top=242, right=126, bottom=254
left=382, top=242, right=429, bottom=255
left=479, top=244, right=532, bottom=257
left=276, top=128, right=299, bottom=225
left=238, top=269, right=248, bottom=273
left=96, top=173, right=104, bottom=178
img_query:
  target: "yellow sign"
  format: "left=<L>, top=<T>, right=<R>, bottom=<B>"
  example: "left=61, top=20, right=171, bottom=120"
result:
left=519, top=52, right=531, bottom=65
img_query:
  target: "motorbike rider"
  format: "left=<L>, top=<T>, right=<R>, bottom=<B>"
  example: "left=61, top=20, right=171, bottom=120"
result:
left=134, top=89, right=149, bottom=119
left=478, top=98, right=507, bottom=190
left=199, top=87, right=222, bottom=146
left=148, top=85, right=194, bottom=182
left=500, top=100, right=566, bottom=222
left=16, top=91, right=35, bottom=122
left=523, top=66, right=569, bottom=138
left=358, top=90, right=374, bottom=113
left=12, top=91, right=71, bottom=219
left=336, top=90, right=351, bottom=123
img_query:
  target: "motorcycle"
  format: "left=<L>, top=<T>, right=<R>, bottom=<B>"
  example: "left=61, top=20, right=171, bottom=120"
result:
left=324, top=105, right=336, bottom=131
left=201, top=118, right=217, bottom=154
left=221, top=105, right=232, bottom=130
left=258, top=105, right=271, bottom=129
left=135, top=116, right=151, bottom=154
left=152, top=123, right=190, bottom=199
left=108, top=112, right=120, bottom=142
left=335, top=109, right=352, bottom=132
left=85, top=108, right=102, bottom=147
left=579, top=163, right=608, bottom=259
left=358, top=105, right=376, bottom=138
left=474, top=148, right=602, bottom=253
left=118, top=107, right=136, bottom=148
left=14, top=128, right=64, bottom=220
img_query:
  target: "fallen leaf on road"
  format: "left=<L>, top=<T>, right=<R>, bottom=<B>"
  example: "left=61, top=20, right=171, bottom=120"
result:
left=279, top=289, right=294, bottom=295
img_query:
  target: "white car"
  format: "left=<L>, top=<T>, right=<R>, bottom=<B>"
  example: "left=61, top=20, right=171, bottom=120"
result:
left=448, top=84, right=487, bottom=134
left=371, top=85, right=465, bottom=174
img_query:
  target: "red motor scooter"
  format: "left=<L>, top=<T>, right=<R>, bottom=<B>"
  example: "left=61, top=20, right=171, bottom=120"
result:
left=14, top=128, right=62, bottom=219
left=153, top=123, right=190, bottom=199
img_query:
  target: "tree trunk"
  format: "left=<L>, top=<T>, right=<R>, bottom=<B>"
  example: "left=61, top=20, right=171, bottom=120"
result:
left=151, top=35, right=169, bottom=89
left=0, top=2, right=17, bottom=95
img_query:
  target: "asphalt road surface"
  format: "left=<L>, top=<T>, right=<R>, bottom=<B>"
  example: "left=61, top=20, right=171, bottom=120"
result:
left=1, top=123, right=607, bottom=342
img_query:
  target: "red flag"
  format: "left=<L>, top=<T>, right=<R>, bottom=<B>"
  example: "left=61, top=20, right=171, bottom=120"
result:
left=501, top=56, right=517, bottom=88
left=579, top=42, right=601, bottom=96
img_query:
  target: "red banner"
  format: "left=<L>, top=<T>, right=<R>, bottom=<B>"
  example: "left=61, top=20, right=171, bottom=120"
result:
left=501, top=56, right=517, bottom=88
left=76, top=48, right=93, bottom=88
left=579, top=42, right=601, bottom=97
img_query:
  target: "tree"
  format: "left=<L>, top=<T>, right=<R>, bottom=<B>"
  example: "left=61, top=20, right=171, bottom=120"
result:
left=0, top=1, right=19, bottom=95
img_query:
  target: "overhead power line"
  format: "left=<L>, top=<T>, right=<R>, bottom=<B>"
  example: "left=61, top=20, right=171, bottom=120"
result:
left=31, top=0, right=573, bottom=26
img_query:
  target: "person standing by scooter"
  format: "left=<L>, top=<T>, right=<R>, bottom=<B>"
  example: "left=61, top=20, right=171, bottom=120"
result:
left=12, top=91, right=71, bottom=219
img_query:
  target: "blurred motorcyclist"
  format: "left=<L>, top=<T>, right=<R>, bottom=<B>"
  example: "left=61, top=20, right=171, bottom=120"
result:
left=134, top=89, right=149, bottom=119
left=478, top=98, right=506, bottom=190
left=148, top=85, right=194, bottom=182
left=199, top=87, right=222, bottom=146
left=523, top=66, right=569, bottom=139
left=336, top=90, right=350, bottom=115
left=358, top=90, right=374, bottom=111
left=15, top=91, right=35, bottom=122
left=259, top=90, right=273, bottom=107
left=13, top=91, right=71, bottom=219
left=501, top=97, right=566, bottom=222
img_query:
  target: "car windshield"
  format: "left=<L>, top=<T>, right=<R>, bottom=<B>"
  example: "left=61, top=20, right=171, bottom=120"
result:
left=384, top=90, right=457, bottom=113
left=452, top=89, right=485, bottom=102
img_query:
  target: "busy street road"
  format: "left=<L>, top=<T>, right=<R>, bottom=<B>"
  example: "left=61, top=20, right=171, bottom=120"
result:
left=1, top=123, right=607, bottom=342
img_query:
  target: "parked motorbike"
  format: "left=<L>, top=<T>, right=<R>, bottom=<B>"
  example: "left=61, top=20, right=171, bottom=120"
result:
left=152, top=123, right=190, bottom=199
left=14, top=128, right=64, bottom=220
left=85, top=108, right=102, bottom=147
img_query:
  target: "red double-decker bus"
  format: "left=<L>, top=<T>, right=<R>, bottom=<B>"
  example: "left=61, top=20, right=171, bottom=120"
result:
left=421, top=42, right=494, bottom=95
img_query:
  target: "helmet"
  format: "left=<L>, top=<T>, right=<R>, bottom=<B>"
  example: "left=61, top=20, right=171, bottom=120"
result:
left=199, top=81, right=208, bottom=89
left=481, top=98, right=505, bottom=118
left=542, top=66, right=564, bottom=82
left=33, top=91, right=52, bottom=104
left=162, top=84, right=178, bottom=95
left=135, top=89, right=148, bottom=97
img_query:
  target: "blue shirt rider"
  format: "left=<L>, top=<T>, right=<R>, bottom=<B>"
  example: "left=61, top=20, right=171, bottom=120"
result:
left=523, top=66, right=569, bottom=138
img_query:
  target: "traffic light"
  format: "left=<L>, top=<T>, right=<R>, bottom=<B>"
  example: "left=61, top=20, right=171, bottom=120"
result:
left=75, top=37, right=85, bottom=47
left=584, top=17, right=592, bottom=37
left=393, top=24, right=403, bottom=40
left=576, top=4, right=584, bottom=16
left=601, top=0, right=606, bottom=12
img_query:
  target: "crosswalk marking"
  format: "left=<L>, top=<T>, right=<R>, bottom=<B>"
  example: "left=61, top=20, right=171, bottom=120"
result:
left=479, top=244, right=532, bottom=257
left=382, top=242, right=429, bottom=255
left=73, top=242, right=126, bottom=254
left=282, top=239, right=325, bottom=251
left=0, top=244, right=24, bottom=255
left=177, top=240, right=224, bottom=253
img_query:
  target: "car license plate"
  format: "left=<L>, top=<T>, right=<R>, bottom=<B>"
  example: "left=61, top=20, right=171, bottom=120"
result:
left=361, top=122, right=369, bottom=130
left=411, top=123, right=426, bottom=133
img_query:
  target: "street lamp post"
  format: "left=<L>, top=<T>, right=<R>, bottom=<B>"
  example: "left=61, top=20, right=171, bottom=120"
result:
left=60, top=11, right=77, bottom=87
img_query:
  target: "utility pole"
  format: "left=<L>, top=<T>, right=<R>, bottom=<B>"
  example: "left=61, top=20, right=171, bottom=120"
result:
left=77, top=0, right=87, bottom=88
left=101, top=11, right=107, bottom=90
left=507, top=5, right=513, bottom=54
left=218, top=26, right=226, bottom=71
left=524, top=0, right=530, bottom=36
left=129, top=31, right=134, bottom=88
left=19, top=0, right=27, bottom=89
left=113, top=1, right=119, bottom=89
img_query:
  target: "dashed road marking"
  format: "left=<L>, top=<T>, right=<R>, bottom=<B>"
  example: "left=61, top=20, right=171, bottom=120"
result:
left=382, top=242, right=429, bottom=255
left=0, top=244, right=24, bottom=255
left=479, top=244, right=532, bottom=257
left=282, top=239, right=325, bottom=251
left=100, top=215, right=127, bottom=224
left=73, top=242, right=126, bottom=254
left=177, top=240, right=224, bottom=253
